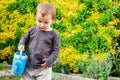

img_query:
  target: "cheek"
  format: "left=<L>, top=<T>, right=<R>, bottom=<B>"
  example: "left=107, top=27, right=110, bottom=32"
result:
left=37, top=22, right=41, bottom=26
left=46, top=24, right=50, bottom=28
left=47, top=23, right=51, bottom=26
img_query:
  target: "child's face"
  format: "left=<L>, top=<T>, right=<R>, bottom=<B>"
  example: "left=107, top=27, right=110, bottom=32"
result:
left=36, top=13, right=54, bottom=31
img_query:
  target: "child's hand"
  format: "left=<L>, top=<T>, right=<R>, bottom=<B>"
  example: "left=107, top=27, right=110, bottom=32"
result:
left=18, top=44, right=24, bottom=51
left=41, top=63, right=47, bottom=68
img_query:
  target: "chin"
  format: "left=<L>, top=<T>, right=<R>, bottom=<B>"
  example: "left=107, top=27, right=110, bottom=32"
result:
left=40, top=29, right=46, bottom=31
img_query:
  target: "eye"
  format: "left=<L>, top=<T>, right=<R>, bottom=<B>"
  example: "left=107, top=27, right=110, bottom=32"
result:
left=45, top=22, right=48, bottom=24
left=38, top=20, right=42, bottom=23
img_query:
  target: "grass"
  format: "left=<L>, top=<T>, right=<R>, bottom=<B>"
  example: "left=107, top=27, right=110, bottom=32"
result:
left=0, top=77, right=20, bottom=80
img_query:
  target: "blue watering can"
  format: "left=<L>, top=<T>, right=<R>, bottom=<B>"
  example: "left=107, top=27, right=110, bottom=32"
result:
left=12, top=50, right=27, bottom=75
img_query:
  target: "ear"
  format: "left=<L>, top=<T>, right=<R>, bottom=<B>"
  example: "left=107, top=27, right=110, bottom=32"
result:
left=52, top=17, right=55, bottom=22
left=52, top=19, right=55, bottom=23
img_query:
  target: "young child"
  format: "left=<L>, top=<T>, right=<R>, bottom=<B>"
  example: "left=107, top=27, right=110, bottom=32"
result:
left=18, top=2, right=60, bottom=80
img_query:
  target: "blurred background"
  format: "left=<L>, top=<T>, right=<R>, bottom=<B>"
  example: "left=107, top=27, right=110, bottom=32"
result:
left=0, top=0, right=120, bottom=79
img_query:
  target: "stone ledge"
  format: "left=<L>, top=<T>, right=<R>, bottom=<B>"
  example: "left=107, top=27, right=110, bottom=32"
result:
left=53, top=73, right=95, bottom=80
left=53, top=73, right=120, bottom=80
left=0, top=70, right=120, bottom=80
left=0, top=70, right=16, bottom=78
left=0, top=70, right=94, bottom=80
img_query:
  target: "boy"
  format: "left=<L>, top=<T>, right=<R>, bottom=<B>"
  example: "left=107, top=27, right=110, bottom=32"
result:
left=18, top=2, right=60, bottom=80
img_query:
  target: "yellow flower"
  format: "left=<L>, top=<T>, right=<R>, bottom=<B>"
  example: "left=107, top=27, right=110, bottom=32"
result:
left=94, top=53, right=106, bottom=61
left=59, top=46, right=87, bottom=68
left=75, top=25, right=82, bottom=33
left=0, top=0, right=15, bottom=10
left=90, top=12, right=100, bottom=20
left=107, top=17, right=119, bottom=25
left=114, top=29, right=120, bottom=37
left=0, top=46, right=13, bottom=60
left=73, top=68, right=79, bottom=73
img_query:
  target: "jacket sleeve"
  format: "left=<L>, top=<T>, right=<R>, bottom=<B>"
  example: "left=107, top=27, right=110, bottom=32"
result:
left=43, top=33, right=60, bottom=67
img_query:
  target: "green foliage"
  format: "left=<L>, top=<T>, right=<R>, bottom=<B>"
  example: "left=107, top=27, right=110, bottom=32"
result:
left=78, top=0, right=98, bottom=4
left=110, top=47, right=120, bottom=77
left=97, top=0, right=111, bottom=12
left=109, top=31, right=120, bottom=77
left=56, top=8, right=62, bottom=20
left=82, top=0, right=98, bottom=8
left=52, top=62, right=72, bottom=74
left=70, top=7, right=91, bottom=25
left=1, top=53, right=13, bottom=64
left=0, top=27, right=23, bottom=62
left=0, top=77, right=20, bottom=80
left=7, top=0, right=38, bottom=14
left=74, top=60, right=88, bottom=73
left=114, top=6, right=120, bottom=19
left=105, top=28, right=114, bottom=37
left=51, top=21, right=67, bottom=33
left=98, top=10, right=113, bottom=26
left=70, top=17, right=78, bottom=26
left=115, top=22, right=120, bottom=30
left=63, top=33, right=109, bottom=53
left=17, top=22, right=26, bottom=27
left=69, top=32, right=92, bottom=53
left=77, top=7, right=91, bottom=23
left=5, top=38, right=14, bottom=46
left=14, top=27, right=23, bottom=39
left=90, top=35, right=109, bottom=52
left=0, top=43, right=6, bottom=50
left=66, top=19, right=109, bottom=53
left=82, top=20, right=98, bottom=34
left=0, top=38, right=14, bottom=50
left=98, top=6, right=118, bottom=26
left=78, top=0, right=84, bottom=3
left=0, top=27, right=4, bottom=32
left=76, top=54, right=112, bottom=80
left=111, top=6, right=119, bottom=16
left=60, top=36, right=69, bottom=47
left=0, top=61, right=8, bottom=70
left=68, top=20, right=99, bottom=52
left=13, top=27, right=23, bottom=52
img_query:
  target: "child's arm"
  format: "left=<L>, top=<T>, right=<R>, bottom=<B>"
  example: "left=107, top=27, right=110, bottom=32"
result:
left=18, top=28, right=31, bottom=51
left=43, top=33, right=60, bottom=67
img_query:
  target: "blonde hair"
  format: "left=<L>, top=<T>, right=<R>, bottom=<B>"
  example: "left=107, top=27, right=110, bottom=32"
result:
left=36, top=2, right=56, bottom=20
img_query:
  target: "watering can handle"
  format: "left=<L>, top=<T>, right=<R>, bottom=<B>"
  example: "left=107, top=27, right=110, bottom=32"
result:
left=20, top=49, right=23, bottom=57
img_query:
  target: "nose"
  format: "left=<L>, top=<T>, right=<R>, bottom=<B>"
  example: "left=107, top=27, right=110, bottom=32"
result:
left=41, top=22, right=45, bottom=26
left=41, top=23, right=45, bottom=28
